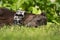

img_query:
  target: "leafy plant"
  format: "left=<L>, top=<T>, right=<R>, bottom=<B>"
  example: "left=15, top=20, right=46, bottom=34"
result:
left=0, top=0, right=60, bottom=24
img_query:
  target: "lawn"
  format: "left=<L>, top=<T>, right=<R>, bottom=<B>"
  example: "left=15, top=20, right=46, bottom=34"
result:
left=0, top=23, right=60, bottom=40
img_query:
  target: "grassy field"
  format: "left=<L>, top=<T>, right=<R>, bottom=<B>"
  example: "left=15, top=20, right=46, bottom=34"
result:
left=0, top=23, right=60, bottom=40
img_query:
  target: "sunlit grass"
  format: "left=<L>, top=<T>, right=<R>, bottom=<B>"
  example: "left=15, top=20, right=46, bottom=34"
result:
left=0, top=23, right=60, bottom=40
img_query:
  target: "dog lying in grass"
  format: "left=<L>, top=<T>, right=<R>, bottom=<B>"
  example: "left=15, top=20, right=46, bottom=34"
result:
left=0, top=7, right=47, bottom=27
left=22, top=12, right=47, bottom=27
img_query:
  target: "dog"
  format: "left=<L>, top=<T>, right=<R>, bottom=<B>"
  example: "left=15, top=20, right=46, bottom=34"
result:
left=21, top=12, right=47, bottom=27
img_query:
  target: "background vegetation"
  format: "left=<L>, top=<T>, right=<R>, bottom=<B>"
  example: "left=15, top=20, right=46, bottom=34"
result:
left=0, top=0, right=60, bottom=40
left=0, top=0, right=60, bottom=24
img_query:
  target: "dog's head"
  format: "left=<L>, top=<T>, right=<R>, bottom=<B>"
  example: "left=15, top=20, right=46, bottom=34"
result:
left=23, top=12, right=47, bottom=27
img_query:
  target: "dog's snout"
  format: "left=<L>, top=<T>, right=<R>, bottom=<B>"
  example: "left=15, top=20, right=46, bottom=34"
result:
left=37, top=20, right=40, bottom=22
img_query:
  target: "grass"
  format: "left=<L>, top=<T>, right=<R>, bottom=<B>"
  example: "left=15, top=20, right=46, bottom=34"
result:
left=0, top=23, right=60, bottom=40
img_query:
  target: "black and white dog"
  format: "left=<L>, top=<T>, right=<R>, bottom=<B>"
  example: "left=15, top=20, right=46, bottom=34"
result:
left=14, top=10, right=25, bottom=25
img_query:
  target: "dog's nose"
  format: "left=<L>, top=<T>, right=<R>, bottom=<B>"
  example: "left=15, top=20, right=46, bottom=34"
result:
left=37, top=20, right=40, bottom=22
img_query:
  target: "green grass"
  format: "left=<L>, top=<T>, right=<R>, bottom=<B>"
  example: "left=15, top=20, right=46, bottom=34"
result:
left=0, top=23, right=60, bottom=40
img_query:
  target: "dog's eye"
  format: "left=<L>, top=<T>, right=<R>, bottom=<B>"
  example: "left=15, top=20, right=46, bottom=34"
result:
left=37, top=20, right=40, bottom=22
